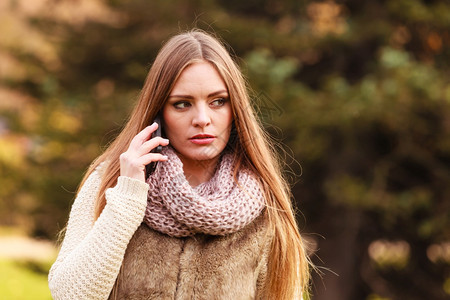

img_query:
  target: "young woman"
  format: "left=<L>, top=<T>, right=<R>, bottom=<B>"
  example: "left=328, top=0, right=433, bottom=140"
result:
left=48, top=29, right=310, bottom=299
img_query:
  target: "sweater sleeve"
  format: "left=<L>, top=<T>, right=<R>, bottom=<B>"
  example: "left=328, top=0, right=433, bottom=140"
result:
left=48, top=167, right=150, bottom=300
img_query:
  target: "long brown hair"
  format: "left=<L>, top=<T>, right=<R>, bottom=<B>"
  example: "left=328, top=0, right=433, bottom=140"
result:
left=79, top=29, right=310, bottom=299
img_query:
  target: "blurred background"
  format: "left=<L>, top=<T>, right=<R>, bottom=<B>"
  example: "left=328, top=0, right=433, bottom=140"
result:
left=0, top=0, right=449, bottom=299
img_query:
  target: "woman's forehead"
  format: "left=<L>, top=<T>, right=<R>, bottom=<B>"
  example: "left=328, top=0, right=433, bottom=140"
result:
left=170, top=62, right=227, bottom=96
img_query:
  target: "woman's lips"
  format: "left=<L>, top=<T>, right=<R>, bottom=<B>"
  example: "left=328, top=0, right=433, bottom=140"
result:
left=189, top=134, right=216, bottom=145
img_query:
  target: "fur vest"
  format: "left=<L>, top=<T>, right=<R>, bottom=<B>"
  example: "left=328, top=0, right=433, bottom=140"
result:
left=108, top=213, right=272, bottom=300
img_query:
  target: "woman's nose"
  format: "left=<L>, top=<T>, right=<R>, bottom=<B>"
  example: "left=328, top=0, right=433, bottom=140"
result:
left=192, top=105, right=211, bottom=127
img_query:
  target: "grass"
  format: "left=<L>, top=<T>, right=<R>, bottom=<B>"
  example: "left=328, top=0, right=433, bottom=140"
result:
left=0, top=258, right=53, bottom=299
left=0, top=226, right=56, bottom=299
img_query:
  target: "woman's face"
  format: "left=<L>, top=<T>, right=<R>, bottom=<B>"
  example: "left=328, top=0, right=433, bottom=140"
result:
left=162, top=61, right=233, bottom=166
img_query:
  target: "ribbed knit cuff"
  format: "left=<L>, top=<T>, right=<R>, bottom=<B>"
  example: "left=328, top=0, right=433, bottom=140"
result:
left=114, top=176, right=149, bottom=199
left=105, top=176, right=150, bottom=226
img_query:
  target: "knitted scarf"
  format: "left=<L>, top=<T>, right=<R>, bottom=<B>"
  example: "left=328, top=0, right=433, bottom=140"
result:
left=144, top=146, right=265, bottom=237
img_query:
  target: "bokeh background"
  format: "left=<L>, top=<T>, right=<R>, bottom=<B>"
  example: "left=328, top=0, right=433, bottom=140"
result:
left=0, top=0, right=449, bottom=299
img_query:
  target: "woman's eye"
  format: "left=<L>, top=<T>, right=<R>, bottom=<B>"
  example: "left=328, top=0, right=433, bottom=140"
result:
left=173, top=101, right=191, bottom=109
left=210, top=98, right=228, bottom=107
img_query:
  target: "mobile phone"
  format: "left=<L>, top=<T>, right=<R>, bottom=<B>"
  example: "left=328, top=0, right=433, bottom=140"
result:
left=145, top=115, right=163, bottom=178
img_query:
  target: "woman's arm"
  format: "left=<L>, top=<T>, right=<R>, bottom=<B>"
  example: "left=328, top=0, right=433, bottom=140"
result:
left=48, top=124, right=168, bottom=299
left=48, top=167, right=149, bottom=300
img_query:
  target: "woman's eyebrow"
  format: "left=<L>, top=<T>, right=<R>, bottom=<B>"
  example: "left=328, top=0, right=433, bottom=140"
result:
left=168, top=89, right=228, bottom=99
left=208, top=90, right=228, bottom=97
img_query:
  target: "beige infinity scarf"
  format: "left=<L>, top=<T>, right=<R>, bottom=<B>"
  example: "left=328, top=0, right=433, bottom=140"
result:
left=144, top=146, right=265, bottom=237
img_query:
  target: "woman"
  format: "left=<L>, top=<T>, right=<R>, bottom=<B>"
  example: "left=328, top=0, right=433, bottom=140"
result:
left=48, top=29, right=310, bottom=299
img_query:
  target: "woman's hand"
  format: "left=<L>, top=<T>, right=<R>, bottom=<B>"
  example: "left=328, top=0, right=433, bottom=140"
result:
left=120, top=123, right=169, bottom=182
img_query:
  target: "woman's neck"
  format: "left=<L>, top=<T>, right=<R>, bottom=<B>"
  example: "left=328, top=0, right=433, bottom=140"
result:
left=179, top=156, right=220, bottom=187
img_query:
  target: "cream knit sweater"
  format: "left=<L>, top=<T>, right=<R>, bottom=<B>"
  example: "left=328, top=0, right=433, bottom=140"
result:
left=48, top=167, right=150, bottom=300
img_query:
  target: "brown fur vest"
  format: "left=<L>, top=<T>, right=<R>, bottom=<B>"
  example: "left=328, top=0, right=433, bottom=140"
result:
left=108, top=213, right=272, bottom=300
